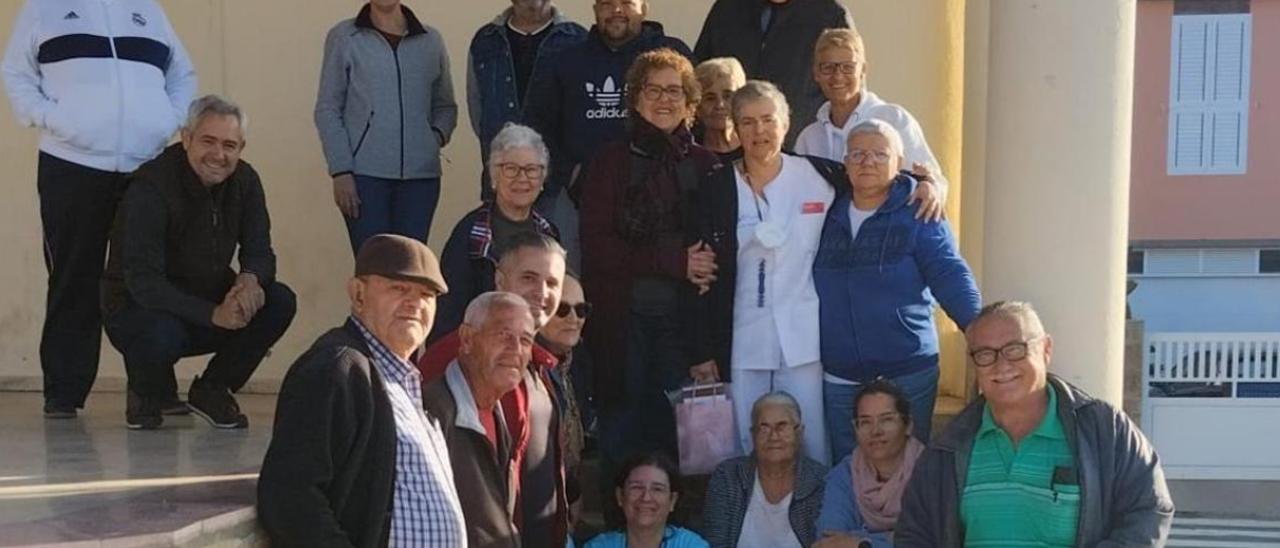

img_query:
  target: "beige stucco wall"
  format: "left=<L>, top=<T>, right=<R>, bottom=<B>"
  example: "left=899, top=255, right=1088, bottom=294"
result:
left=7, top=0, right=978, bottom=394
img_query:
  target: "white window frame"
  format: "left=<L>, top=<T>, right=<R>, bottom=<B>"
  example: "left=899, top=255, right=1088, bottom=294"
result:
left=1167, top=13, right=1252, bottom=175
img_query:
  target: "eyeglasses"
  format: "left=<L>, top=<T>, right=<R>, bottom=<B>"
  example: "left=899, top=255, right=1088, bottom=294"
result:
left=854, top=413, right=903, bottom=433
left=624, top=482, right=670, bottom=499
left=495, top=162, right=546, bottom=180
left=753, top=421, right=799, bottom=438
left=847, top=149, right=892, bottom=165
left=817, top=61, right=859, bottom=76
left=555, top=301, right=593, bottom=319
left=641, top=84, right=686, bottom=102
left=969, top=336, right=1045, bottom=367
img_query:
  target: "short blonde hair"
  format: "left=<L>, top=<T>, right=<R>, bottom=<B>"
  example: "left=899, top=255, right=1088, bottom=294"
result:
left=695, top=57, right=746, bottom=92
left=813, top=27, right=866, bottom=63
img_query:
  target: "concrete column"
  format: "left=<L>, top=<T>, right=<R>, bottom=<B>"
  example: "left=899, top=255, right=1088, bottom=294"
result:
left=849, top=0, right=969, bottom=404
left=979, top=0, right=1136, bottom=405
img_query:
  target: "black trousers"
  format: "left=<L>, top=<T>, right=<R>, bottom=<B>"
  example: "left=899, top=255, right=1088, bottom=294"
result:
left=37, top=153, right=128, bottom=408
left=103, top=282, right=297, bottom=398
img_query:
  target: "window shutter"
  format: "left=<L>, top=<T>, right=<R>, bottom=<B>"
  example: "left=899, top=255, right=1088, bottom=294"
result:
left=1168, top=14, right=1251, bottom=175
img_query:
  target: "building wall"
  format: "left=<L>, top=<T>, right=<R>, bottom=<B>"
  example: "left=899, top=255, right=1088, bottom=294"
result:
left=0, top=1, right=972, bottom=393
left=1130, top=0, right=1280, bottom=241
left=1130, top=275, right=1280, bottom=331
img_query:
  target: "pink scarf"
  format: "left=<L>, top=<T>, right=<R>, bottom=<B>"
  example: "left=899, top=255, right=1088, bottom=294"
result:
left=851, top=437, right=926, bottom=533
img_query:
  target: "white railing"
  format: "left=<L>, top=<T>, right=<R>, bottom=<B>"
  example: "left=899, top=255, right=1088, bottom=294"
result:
left=1146, top=332, right=1280, bottom=389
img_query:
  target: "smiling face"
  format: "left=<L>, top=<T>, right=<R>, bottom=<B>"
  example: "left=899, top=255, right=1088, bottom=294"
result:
left=492, top=146, right=545, bottom=212
left=734, top=97, right=788, bottom=162
left=182, top=114, right=244, bottom=187
left=495, top=247, right=565, bottom=330
left=594, top=0, right=645, bottom=45
left=348, top=275, right=439, bottom=359
left=541, top=276, right=585, bottom=352
left=635, top=67, right=690, bottom=133
left=459, top=304, right=535, bottom=398
left=813, top=45, right=865, bottom=106
left=845, top=132, right=900, bottom=194
left=969, top=315, right=1053, bottom=411
left=853, top=392, right=912, bottom=464
left=616, top=464, right=677, bottom=531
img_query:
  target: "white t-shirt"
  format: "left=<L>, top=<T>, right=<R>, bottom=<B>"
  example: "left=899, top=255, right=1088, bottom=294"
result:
left=736, top=474, right=803, bottom=548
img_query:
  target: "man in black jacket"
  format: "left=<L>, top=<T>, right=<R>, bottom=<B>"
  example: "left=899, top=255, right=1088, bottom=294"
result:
left=694, top=0, right=853, bottom=146
left=102, top=95, right=295, bottom=430
left=258, top=234, right=466, bottom=548
left=897, top=301, right=1174, bottom=547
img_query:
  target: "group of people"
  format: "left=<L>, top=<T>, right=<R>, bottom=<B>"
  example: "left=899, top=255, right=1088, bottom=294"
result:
left=3, top=0, right=1176, bottom=546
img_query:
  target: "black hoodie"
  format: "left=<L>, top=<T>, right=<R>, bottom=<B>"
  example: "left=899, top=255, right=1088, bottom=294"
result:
left=524, top=21, right=691, bottom=197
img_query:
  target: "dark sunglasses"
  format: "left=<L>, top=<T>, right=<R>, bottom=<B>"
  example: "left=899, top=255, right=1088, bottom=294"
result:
left=555, top=302, right=593, bottom=319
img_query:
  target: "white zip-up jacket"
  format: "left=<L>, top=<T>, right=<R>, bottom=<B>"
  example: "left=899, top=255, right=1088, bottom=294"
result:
left=794, top=91, right=949, bottom=198
left=2, top=0, right=196, bottom=173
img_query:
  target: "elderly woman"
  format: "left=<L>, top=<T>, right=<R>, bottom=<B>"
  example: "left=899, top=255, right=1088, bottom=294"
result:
left=687, top=80, right=843, bottom=461
left=703, top=391, right=828, bottom=548
left=539, top=273, right=593, bottom=537
left=795, top=28, right=949, bottom=207
left=579, top=48, right=721, bottom=494
left=585, top=452, right=709, bottom=548
left=432, top=123, right=560, bottom=342
left=694, top=57, right=746, bottom=161
left=814, top=119, right=980, bottom=462
left=814, top=380, right=924, bottom=548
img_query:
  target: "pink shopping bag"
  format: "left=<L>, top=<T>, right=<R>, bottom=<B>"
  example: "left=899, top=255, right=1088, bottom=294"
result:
left=675, top=382, right=741, bottom=475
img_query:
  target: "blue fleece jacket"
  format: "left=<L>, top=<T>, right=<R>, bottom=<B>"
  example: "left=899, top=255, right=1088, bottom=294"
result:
left=813, top=174, right=980, bottom=383
left=523, top=22, right=690, bottom=198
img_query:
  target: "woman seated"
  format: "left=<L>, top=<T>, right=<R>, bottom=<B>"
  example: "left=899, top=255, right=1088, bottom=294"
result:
left=814, top=379, right=924, bottom=548
left=694, top=57, right=746, bottom=161
left=702, top=391, right=827, bottom=548
left=431, top=123, right=560, bottom=342
left=585, top=452, right=709, bottom=548
left=814, top=119, right=980, bottom=461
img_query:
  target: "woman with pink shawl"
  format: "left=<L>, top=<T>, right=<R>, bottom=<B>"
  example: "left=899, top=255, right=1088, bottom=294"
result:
left=814, top=379, right=925, bottom=548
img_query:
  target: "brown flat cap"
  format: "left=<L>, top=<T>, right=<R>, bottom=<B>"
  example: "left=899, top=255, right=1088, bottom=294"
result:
left=355, top=234, right=448, bottom=294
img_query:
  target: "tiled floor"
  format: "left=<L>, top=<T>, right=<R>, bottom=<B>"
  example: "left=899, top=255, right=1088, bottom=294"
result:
left=0, top=392, right=276, bottom=545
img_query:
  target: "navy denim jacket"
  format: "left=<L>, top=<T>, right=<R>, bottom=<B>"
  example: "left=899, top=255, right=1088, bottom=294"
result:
left=466, top=8, right=585, bottom=194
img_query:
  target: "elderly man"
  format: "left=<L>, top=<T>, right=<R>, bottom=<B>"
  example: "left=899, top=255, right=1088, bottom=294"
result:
left=101, top=95, right=295, bottom=430
left=524, top=0, right=690, bottom=266
left=258, top=234, right=465, bottom=547
left=3, top=0, right=196, bottom=418
left=425, top=292, right=536, bottom=548
left=694, top=0, right=853, bottom=146
left=897, top=301, right=1175, bottom=547
left=419, top=232, right=570, bottom=548
left=467, top=0, right=584, bottom=200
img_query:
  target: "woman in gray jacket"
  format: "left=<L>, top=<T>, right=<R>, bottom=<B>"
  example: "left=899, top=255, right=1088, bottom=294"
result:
left=316, top=0, right=457, bottom=254
left=702, top=391, right=827, bottom=548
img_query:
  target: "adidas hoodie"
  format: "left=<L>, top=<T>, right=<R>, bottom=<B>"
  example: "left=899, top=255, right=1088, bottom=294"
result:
left=524, top=21, right=690, bottom=196
left=2, top=0, right=196, bottom=173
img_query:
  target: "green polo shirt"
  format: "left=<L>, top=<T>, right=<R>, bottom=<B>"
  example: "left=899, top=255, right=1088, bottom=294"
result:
left=960, top=387, right=1079, bottom=547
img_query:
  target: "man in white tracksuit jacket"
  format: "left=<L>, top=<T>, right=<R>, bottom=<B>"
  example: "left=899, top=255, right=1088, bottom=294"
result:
left=2, top=0, right=196, bottom=418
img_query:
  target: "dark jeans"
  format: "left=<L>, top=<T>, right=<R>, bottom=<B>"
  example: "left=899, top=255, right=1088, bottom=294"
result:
left=343, top=175, right=440, bottom=255
left=37, top=153, right=128, bottom=408
left=104, top=282, right=296, bottom=398
left=597, top=306, right=686, bottom=527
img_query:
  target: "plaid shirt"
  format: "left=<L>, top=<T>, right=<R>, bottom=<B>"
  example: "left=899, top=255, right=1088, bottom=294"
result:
left=352, top=317, right=467, bottom=547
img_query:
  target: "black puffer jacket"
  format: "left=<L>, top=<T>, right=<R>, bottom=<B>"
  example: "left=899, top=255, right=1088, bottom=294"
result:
left=101, top=143, right=275, bottom=325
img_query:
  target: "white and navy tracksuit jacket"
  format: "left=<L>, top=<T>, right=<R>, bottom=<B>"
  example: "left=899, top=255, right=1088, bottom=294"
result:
left=2, top=0, right=196, bottom=173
